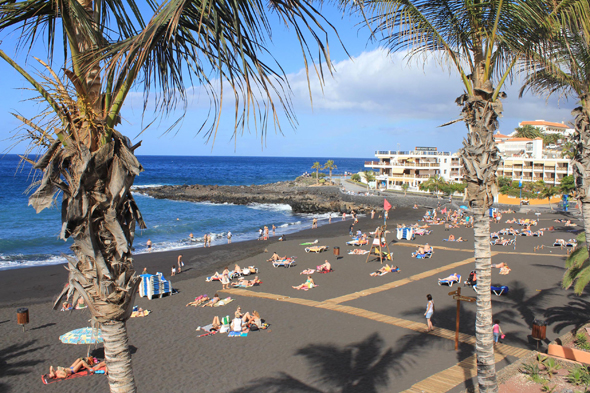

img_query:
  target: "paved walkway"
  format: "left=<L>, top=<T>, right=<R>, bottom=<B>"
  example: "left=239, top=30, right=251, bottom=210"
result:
left=222, top=249, right=538, bottom=392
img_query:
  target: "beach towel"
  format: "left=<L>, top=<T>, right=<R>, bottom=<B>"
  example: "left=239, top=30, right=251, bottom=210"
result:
left=348, top=249, right=369, bottom=255
left=131, top=308, right=151, bottom=318
left=42, top=369, right=102, bottom=385
left=228, top=331, right=248, bottom=337
left=300, top=240, right=318, bottom=246
left=300, top=269, right=315, bottom=275
left=305, top=246, right=328, bottom=253
left=213, top=297, right=234, bottom=307
left=198, top=330, right=218, bottom=338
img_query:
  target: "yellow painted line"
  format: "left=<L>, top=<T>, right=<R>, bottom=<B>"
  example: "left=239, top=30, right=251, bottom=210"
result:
left=223, top=289, right=527, bottom=358
left=324, top=253, right=498, bottom=305
left=401, top=352, right=508, bottom=393
left=395, top=242, right=564, bottom=257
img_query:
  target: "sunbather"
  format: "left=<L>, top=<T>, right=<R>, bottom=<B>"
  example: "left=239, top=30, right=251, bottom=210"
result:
left=349, top=249, right=369, bottom=255
left=293, top=275, right=316, bottom=290
left=186, top=295, right=209, bottom=307
left=300, top=269, right=315, bottom=275
left=202, top=293, right=221, bottom=307
left=231, top=276, right=261, bottom=288
left=440, top=273, right=459, bottom=282
left=317, top=260, right=331, bottom=273
left=196, top=316, right=222, bottom=332
left=48, top=357, right=105, bottom=379
left=267, top=252, right=284, bottom=262
left=448, top=234, right=455, bottom=241
left=370, top=264, right=399, bottom=276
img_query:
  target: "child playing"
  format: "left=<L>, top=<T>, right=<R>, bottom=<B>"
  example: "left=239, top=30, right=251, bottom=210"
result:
left=493, top=319, right=504, bottom=343
left=171, top=265, right=177, bottom=276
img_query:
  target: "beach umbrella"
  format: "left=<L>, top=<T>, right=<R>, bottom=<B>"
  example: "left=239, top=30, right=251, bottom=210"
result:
left=60, top=327, right=103, bottom=356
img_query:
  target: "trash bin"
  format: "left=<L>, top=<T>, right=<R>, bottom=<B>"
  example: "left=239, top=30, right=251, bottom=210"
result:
left=333, top=246, right=340, bottom=256
left=17, top=308, right=29, bottom=331
left=532, top=319, right=547, bottom=340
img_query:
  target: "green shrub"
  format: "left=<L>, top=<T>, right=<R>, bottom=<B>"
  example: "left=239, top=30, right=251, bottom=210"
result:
left=576, top=332, right=590, bottom=351
left=567, top=366, right=590, bottom=386
left=351, top=174, right=361, bottom=182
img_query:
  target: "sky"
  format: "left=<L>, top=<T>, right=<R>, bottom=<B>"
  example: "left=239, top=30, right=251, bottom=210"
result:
left=0, top=3, right=577, bottom=159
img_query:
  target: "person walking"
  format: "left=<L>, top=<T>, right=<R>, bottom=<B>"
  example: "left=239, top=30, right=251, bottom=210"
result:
left=371, top=209, right=375, bottom=219
left=329, top=213, right=332, bottom=224
left=272, top=224, right=276, bottom=236
left=147, top=239, right=152, bottom=252
left=221, top=267, right=230, bottom=290
left=425, top=294, right=434, bottom=332
left=493, top=320, right=504, bottom=344
left=177, top=254, right=184, bottom=273
left=227, top=231, right=232, bottom=244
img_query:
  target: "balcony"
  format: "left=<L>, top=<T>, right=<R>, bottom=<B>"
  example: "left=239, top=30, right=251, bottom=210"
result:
left=375, top=150, right=452, bottom=156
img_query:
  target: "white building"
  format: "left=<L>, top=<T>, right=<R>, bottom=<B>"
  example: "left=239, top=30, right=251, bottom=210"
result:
left=365, top=136, right=573, bottom=190
left=364, top=147, right=462, bottom=190
left=517, top=120, right=574, bottom=137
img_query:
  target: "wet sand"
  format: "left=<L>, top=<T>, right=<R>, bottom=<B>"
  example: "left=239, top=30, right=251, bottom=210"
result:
left=0, top=206, right=584, bottom=393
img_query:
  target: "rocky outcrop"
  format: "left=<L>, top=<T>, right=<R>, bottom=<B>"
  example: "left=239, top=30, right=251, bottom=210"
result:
left=136, top=182, right=377, bottom=214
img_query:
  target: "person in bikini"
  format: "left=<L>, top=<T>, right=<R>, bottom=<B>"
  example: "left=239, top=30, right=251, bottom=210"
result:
left=48, top=357, right=106, bottom=379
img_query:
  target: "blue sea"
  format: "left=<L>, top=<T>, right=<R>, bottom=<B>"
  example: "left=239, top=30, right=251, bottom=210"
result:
left=0, top=155, right=368, bottom=270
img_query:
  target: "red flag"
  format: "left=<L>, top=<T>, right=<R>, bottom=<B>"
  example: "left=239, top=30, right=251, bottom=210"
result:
left=384, top=199, right=392, bottom=211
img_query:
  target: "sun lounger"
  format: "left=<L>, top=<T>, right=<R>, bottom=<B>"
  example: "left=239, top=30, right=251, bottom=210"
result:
left=305, top=246, right=328, bottom=253
left=348, top=249, right=370, bottom=255
left=553, top=240, right=566, bottom=247
left=438, top=274, right=461, bottom=287
left=213, top=297, right=234, bottom=307
left=396, top=227, right=415, bottom=240
left=346, top=239, right=368, bottom=246
left=412, top=251, right=433, bottom=259
left=566, top=239, right=577, bottom=247
left=273, top=258, right=296, bottom=268
left=139, top=272, right=172, bottom=300
left=491, top=285, right=509, bottom=296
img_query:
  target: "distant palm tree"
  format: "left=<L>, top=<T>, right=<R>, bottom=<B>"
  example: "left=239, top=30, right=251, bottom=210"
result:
left=541, top=186, right=559, bottom=210
left=324, top=160, right=337, bottom=184
left=363, top=170, right=376, bottom=190
left=514, top=125, right=543, bottom=139
left=401, top=183, right=409, bottom=196
left=312, top=162, right=322, bottom=185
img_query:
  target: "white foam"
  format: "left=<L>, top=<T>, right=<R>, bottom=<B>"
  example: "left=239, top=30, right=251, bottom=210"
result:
left=0, top=254, right=68, bottom=271
left=131, top=184, right=165, bottom=189
left=247, top=203, right=293, bottom=212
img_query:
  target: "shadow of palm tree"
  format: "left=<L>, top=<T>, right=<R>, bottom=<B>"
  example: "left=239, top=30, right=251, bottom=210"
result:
left=493, top=280, right=557, bottom=328
left=230, top=333, right=400, bottom=393
left=0, top=339, right=49, bottom=392
left=544, top=293, right=590, bottom=333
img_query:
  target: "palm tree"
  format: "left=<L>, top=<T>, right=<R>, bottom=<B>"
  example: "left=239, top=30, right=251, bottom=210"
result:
left=541, top=186, right=559, bottom=210
left=419, top=175, right=447, bottom=196
left=324, top=160, right=337, bottom=184
left=518, top=0, right=590, bottom=257
left=357, top=1, right=540, bottom=390
left=363, top=170, right=376, bottom=190
left=563, top=233, right=590, bottom=295
left=0, top=1, right=336, bottom=391
left=401, top=183, right=409, bottom=196
left=514, top=125, right=543, bottom=139
left=312, top=162, right=322, bottom=185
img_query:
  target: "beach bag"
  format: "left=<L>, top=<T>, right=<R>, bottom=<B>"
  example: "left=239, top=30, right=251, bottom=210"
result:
left=221, top=316, right=230, bottom=325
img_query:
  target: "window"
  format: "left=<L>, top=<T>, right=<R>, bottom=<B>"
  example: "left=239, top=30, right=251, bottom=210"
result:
left=444, top=169, right=447, bottom=174
left=444, top=159, right=447, bottom=163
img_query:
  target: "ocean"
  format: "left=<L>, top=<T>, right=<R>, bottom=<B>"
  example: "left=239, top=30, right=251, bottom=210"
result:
left=0, top=155, right=368, bottom=270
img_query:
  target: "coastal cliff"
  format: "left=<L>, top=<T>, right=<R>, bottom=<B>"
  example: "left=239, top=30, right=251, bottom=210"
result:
left=135, top=181, right=451, bottom=213
left=136, top=182, right=366, bottom=213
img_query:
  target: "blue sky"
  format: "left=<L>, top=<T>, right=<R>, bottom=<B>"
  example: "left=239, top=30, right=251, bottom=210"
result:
left=0, top=3, right=576, bottom=159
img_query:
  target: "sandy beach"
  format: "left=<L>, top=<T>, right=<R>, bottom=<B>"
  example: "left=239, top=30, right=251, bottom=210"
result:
left=0, top=205, right=584, bottom=392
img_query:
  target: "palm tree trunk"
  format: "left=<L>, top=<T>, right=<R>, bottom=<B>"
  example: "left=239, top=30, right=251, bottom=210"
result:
left=30, top=133, right=145, bottom=393
left=472, top=207, right=496, bottom=390
left=458, top=89, right=502, bottom=392
left=102, top=320, right=136, bottom=392
left=572, top=106, right=590, bottom=257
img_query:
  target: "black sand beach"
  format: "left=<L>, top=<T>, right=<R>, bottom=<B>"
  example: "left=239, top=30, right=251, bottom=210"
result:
left=0, top=206, right=585, bottom=392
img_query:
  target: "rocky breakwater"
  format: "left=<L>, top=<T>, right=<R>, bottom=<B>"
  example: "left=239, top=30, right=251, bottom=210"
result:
left=137, top=182, right=374, bottom=214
